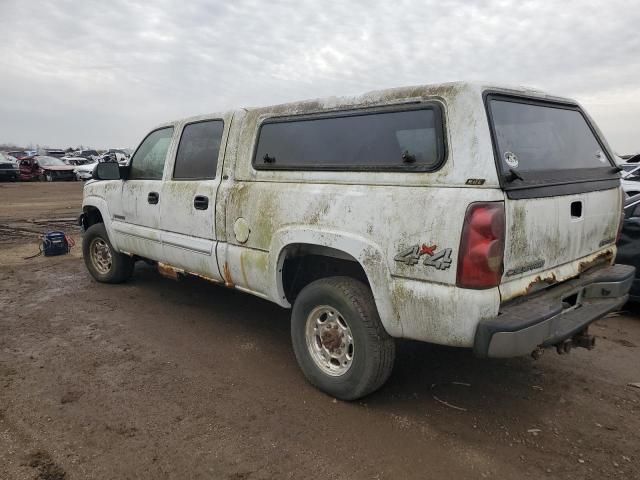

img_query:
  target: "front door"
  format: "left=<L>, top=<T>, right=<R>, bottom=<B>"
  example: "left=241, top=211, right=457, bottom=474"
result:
left=111, top=126, right=175, bottom=260
left=158, top=117, right=229, bottom=280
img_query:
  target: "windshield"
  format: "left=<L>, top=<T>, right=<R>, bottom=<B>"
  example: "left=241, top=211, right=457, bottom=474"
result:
left=489, top=97, right=612, bottom=173
left=36, top=156, right=66, bottom=166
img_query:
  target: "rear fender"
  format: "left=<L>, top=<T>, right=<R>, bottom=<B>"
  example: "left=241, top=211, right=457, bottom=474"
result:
left=269, top=226, right=402, bottom=337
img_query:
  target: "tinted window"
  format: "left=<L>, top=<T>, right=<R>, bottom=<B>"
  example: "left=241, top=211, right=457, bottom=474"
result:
left=173, top=120, right=224, bottom=179
left=129, top=127, right=174, bottom=180
left=489, top=99, right=610, bottom=172
left=254, top=107, right=443, bottom=170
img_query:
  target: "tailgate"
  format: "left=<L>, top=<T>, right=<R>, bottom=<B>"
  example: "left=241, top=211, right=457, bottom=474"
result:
left=484, top=93, right=623, bottom=300
left=501, top=188, right=620, bottom=298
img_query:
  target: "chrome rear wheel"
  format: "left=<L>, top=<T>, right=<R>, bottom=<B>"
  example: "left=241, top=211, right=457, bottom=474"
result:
left=305, top=305, right=354, bottom=377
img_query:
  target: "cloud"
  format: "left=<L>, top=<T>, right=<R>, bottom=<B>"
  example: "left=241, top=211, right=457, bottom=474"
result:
left=1, top=0, right=639, bottom=153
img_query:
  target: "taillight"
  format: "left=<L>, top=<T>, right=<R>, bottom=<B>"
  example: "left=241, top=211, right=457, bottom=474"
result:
left=457, top=202, right=505, bottom=289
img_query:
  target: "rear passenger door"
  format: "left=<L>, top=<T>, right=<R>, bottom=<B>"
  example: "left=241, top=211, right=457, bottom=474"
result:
left=158, top=117, right=228, bottom=280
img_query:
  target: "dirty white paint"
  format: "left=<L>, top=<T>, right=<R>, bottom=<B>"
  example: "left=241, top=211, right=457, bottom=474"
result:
left=82, top=81, right=623, bottom=348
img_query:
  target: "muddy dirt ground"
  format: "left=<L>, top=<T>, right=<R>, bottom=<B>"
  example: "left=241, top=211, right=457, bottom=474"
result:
left=1, top=182, right=639, bottom=480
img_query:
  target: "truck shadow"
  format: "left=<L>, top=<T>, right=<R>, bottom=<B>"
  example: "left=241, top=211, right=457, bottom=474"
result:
left=128, top=263, right=597, bottom=425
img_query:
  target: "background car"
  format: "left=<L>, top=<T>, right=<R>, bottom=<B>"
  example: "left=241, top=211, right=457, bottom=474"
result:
left=620, top=153, right=640, bottom=163
left=616, top=193, right=640, bottom=301
left=19, top=155, right=76, bottom=181
left=38, top=148, right=66, bottom=158
left=97, top=151, right=127, bottom=164
left=74, top=159, right=98, bottom=180
left=620, top=163, right=640, bottom=196
left=7, top=150, right=28, bottom=159
left=0, top=152, right=20, bottom=181
left=76, top=149, right=99, bottom=161
left=61, top=155, right=90, bottom=166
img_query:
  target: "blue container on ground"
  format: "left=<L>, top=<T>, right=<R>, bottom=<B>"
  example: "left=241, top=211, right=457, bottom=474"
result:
left=42, top=231, right=70, bottom=256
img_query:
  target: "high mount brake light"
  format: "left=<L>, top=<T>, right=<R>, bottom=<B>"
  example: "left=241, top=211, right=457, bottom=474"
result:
left=457, top=202, right=505, bottom=289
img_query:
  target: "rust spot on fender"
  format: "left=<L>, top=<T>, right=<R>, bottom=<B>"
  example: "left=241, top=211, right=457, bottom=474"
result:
left=222, top=262, right=234, bottom=288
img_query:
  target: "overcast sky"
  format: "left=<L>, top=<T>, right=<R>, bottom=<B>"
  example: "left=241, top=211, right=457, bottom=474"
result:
left=1, top=0, right=639, bottom=154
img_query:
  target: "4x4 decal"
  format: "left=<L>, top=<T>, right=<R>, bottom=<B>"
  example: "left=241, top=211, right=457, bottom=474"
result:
left=394, top=244, right=453, bottom=270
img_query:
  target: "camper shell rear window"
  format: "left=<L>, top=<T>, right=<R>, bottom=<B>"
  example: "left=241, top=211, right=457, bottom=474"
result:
left=485, top=93, right=620, bottom=198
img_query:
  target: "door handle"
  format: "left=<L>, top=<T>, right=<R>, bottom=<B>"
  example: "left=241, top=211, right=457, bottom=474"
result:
left=148, top=192, right=159, bottom=204
left=571, top=200, right=582, bottom=219
left=194, top=195, right=209, bottom=210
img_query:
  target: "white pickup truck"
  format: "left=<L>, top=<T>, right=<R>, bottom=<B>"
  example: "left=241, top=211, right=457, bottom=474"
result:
left=79, top=82, right=634, bottom=400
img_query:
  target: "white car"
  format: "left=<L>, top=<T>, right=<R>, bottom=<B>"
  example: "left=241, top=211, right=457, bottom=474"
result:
left=79, top=81, right=634, bottom=400
left=98, top=152, right=129, bottom=164
left=62, top=155, right=90, bottom=166
left=74, top=160, right=98, bottom=180
left=620, top=163, right=640, bottom=196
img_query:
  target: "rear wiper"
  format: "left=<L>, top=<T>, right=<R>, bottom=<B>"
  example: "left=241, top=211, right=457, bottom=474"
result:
left=504, top=168, right=524, bottom=183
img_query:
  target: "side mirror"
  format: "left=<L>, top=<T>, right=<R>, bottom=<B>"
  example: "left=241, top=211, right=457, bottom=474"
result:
left=93, top=162, right=121, bottom=180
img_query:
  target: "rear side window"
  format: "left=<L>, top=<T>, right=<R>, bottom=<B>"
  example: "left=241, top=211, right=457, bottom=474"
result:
left=173, top=120, right=224, bottom=179
left=253, top=106, right=444, bottom=171
left=129, top=127, right=174, bottom=180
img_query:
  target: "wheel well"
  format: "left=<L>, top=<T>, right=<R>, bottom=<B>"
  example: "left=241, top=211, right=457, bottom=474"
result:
left=280, top=244, right=369, bottom=303
left=82, top=206, right=104, bottom=228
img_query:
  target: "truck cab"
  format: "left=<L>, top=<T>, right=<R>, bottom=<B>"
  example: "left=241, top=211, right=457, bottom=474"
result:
left=79, top=82, right=634, bottom=400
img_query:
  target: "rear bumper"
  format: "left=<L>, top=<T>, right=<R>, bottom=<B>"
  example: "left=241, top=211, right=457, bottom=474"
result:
left=474, top=264, right=635, bottom=358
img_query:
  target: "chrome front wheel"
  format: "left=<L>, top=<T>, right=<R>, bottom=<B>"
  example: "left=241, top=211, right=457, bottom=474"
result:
left=90, top=237, right=113, bottom=274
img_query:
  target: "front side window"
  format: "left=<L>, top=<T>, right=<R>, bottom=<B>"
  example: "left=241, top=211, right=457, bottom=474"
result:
left=129, top=127, right=174, bottom=180
left=173, top=120, right=224, bottom=179
left=253, top=106, right=444, bottom=171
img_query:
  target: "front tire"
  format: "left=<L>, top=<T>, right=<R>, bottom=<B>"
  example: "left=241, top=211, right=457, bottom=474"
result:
left=82, top=223, right=134, bottom=283
left=291, top=277, right=395, bottom=400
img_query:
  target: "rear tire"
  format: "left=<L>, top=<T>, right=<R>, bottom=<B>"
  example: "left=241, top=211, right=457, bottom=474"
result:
left=291, top=276, right=395, bottom=400
left=82, top=223, right=134, bottom=283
